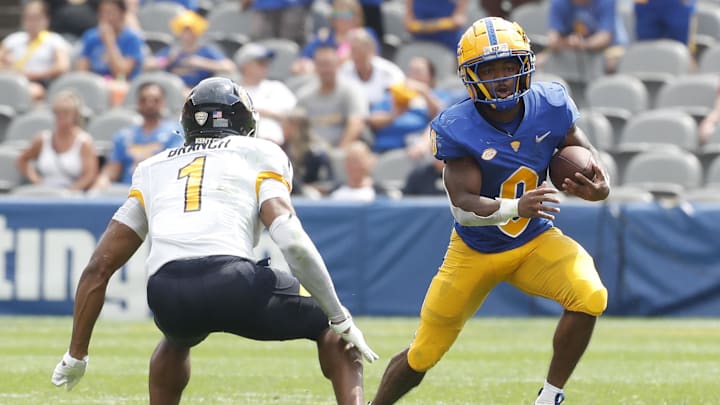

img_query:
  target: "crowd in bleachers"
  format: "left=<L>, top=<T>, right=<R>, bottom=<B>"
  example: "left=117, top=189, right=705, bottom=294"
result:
left=0, top=0, right=719, bottom=202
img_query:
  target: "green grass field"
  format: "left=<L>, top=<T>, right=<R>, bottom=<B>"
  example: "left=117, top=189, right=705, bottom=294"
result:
left=1, top=317, right=719, bottom=404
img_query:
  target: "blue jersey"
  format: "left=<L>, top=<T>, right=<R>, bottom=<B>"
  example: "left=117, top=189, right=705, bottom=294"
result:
left=431, top=82, right=579, bottom=253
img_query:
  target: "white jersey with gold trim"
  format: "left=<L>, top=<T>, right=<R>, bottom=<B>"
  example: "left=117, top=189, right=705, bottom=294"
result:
left=128, top=135, right=293, bottom=276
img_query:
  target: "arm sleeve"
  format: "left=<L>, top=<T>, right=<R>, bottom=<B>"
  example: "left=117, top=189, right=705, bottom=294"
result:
left=267, top=214, right=345, bottom=322
left=256, top=142, right=295, bottom=206
left=113, top=166, right=148, bottom=239
left=111, top=197, right=148, bottom=239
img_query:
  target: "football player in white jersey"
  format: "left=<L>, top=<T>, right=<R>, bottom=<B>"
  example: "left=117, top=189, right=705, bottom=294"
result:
left=52, top=77, right=378, bottom=404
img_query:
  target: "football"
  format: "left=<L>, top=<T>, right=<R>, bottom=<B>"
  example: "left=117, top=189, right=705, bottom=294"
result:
left=549, top=146, right=596, bottom=190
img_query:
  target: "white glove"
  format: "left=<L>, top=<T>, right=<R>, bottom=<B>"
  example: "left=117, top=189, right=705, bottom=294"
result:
left=330, top=317, right=379, bottom=363
left=52, top=351, right=88, bottom=391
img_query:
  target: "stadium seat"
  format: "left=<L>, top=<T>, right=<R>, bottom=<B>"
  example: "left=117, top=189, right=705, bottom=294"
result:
left=381, top=2, right=411, bottom=46
left=206, top=2, right=252, bottom=37
left=0, top=147, right=23, bottom=192
left=577, top=110, right=614, bottom=151
left=606, top=185, right=654, bottom=203
left=3, top=109, right=54, bottom=148
left=655, top=74, right=718, bottom=123
left=144, top=31, right=174, bottom=54
left=533, top=72, right=571, bottom=96
left=0, top=72, right=33, bottom=115
left=283, top=74, right=317, bottom=94
left=706, top=155, right=720, bottom=187
left=86, top=108, right=143, bottom=156
left=621, top=149, right=703, bottom=196
left=617, top=109, right=698, bottom=152
left=123, top=71, right=187, bottom=115
left=310, top=0, right=331, bottom=32
left=253, top=39, right=300, bottom=81
left=584, top=74, right=649, bottom=139
left=328, top=148, right=347, bottom=183
left=509, top=2, right=550, bottom=51
left=699, top=43, right=720, bottom=74
left=47, top=71, right=109, bottom=115
left=0, top=106, right=15, bottom=144
left=537, top=50, right=605, bottom=108
left=138, top=2, right=186, bottom=36
left=372, top=148, right=416, bottom=191
left=598, top=150, right=618, bottom=186
left=617, top=40, right=693, bottom=107
left=10, top=184, right=83, bottom=198
left=393, top=41, right=457, bottom=83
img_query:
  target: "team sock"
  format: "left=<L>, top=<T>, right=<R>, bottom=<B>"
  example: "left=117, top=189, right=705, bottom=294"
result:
left=535, top=380, right=563, bottom=404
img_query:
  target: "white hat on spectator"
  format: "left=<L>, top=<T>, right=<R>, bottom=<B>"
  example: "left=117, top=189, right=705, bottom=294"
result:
left=234, top=44, right=275, bottom=66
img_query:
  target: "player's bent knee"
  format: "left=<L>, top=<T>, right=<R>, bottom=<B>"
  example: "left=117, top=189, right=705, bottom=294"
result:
left=407, top=344, right=444, bottom=372
left=576, top=287, right=608, bottom=316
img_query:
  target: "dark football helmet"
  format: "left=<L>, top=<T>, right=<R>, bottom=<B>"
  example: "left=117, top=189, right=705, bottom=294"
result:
left=180, top=77, right=258, bottom=144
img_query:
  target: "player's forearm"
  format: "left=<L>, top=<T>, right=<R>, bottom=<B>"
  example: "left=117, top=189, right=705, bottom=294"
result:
left=69, top=269, right=110, bottom=359
left=268, top=214, right=345, bottom=322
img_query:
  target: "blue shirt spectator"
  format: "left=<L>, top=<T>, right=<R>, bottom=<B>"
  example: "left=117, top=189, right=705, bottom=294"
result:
left=79, top=26, right=144, bottom=79
left=406, top=0, right=468, bottom=50
left=111, top=119, right=183, bottom=183
left=251, top=0, right=312, bottom=10
left=549, top=0, right=628, bottom=47
left=634, top=0, right=696, bottom=45
left=76, top=0, right=144, bottom=80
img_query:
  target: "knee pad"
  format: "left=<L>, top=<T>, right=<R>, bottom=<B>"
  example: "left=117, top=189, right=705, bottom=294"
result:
left=578, top=287, right=608, bottom=317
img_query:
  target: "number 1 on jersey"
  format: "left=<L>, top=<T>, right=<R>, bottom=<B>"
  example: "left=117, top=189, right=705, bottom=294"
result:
left=178, top=156, right=206, bottom=212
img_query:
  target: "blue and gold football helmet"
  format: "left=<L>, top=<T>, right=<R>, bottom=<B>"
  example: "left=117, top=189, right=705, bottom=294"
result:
left=457, top=17, right=535, bottom=111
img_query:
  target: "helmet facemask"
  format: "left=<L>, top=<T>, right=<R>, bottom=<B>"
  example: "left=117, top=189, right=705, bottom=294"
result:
left=459, top=51, right=535, bottom=112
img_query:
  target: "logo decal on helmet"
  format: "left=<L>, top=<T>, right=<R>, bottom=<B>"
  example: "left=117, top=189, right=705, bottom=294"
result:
left=194, top=111, right=208, bottom=126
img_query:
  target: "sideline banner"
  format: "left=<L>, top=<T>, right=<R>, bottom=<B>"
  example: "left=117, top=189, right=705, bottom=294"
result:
left=0, top=198, right=718, bottom=318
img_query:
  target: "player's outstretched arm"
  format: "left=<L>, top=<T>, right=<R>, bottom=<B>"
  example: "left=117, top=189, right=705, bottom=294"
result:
left=260, top=196, right=378, bottom=363
left=52, top=217, right=144, bottom=391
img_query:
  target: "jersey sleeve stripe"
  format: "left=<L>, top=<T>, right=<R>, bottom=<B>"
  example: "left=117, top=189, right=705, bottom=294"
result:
left=128, top=188, right=145, bottom=208
left=255, top=171, right=291, bottom=198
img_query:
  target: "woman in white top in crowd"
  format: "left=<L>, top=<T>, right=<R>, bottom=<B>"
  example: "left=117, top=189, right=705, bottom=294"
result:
left=16, top=90, right=98, bottom=190
left=0, top=0, right=70, bottom=101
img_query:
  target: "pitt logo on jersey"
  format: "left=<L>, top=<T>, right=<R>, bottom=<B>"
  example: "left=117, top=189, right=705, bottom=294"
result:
left=481, top=148, right=497, bottom=160
left=510, top=141, right=520, bottom=152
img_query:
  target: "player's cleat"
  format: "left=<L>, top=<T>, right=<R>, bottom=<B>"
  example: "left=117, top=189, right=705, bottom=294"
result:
left=535, top=388, right=565, bottom=405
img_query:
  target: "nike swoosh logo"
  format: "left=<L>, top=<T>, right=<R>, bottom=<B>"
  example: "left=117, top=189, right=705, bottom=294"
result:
left=535, top=131, right=551, bottom=143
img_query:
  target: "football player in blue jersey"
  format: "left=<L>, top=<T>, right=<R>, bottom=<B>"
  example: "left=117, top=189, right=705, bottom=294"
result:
left=370, top=17, right=610, bottom=405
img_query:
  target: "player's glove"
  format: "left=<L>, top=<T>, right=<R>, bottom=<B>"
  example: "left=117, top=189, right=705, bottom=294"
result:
left=330, top=317, right=379, bottom=363
left=51, top=351, right=88, bottom=391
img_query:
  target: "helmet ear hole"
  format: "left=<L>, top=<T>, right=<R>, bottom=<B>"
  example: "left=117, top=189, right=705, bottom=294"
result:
left=181, top=77, right=258, bottom=144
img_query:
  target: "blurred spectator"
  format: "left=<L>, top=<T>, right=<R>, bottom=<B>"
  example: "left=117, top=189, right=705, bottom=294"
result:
left=405, top=0, right=468, bottom=50
left=329, top=140, right=387, bottom=201
left=634, top=0, right=696, bottom=47
left=0, top=0, right=70, bottom=101
left=293, top=0, right=372, bottom=75
left=145, top=11, right=234, bottom=89
left=339, top=27, right=404, bottom=106
left=480, top=0, right=540, bottom=20
left=47, top=0, right=99, bottom=38
left=76, top=0, right=145, bottom=105
left=297, top=44, right=368, bottom=148
left=538, top=0, right=628, bottom=73
left=698, top=85, right=720, bottom=145
left=236, top=43, right=296, bottom=145
left=402, top=141, right=445, bottom=196
left=282, top=107, right=335, bottom=196
left=241, top=0, right=312, bottom=46
left=368, top=56, right=450, bottom=153
left=16, top=90, right=98, bottom=191
left=91, top=82, right=183, bottom=189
